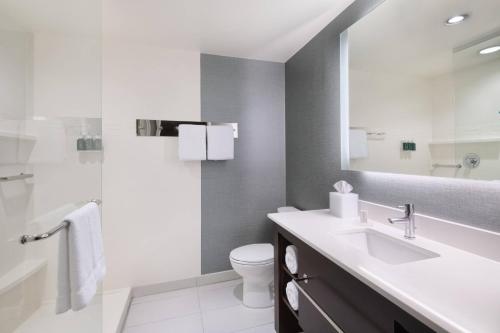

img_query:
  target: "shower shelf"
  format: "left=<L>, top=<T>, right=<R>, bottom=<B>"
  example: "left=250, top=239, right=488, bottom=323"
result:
left=0, top=131, right=37, bottom=141
left=429, top=137, right=500, bottom=145
left=0, top=173, right=34, bottom=182
left=0, top=259, right=47, bottom=295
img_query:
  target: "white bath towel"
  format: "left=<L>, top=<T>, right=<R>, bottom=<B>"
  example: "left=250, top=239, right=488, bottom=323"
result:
left=207, top=125, right=234, bottom=160
left=56, top=202, right=105, bottom=314
left=178, top=124, right=207, bottom=161
left=286, top=281, right=299, bottom=311
left=285, top=245, right=298, bottom=274
left=349, top=129, right=368, bottom=159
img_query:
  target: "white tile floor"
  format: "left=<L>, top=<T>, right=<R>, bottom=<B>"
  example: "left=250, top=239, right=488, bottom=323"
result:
left=123, top=279, right=275, bottom=333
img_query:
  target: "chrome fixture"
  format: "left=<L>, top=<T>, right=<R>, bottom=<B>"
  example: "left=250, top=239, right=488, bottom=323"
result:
left=136, top=119, right=239, bottom=138
left=19, top=199, right=102, bottom=244
left=388, top=203, right=416, bottom=239
left=463, top=153, right=480, bottom=169
left=0, top=173, right=34, bottom=182
left=432, top=163, right=462, bottom=169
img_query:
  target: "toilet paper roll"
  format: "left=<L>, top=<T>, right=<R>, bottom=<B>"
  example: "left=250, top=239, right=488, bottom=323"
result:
left=286, top=281, right=299, bottom=311
left=285, top=245, right=298, bottom=274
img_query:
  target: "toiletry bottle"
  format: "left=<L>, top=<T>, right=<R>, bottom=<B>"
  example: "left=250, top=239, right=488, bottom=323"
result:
left=84, top=135, right=93, bottom=151
left=94, top=135, right=102, bottom=151
left=77, top=136, right=86, bottom=151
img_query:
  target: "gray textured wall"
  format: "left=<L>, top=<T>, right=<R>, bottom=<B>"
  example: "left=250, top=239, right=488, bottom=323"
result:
left=201, top=54, right=286, bottom=273
left=285, top=0, right=500, bottom=232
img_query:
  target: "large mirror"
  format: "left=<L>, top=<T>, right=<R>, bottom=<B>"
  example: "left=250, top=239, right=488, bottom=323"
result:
left=341, top=0, right=500, bottom=180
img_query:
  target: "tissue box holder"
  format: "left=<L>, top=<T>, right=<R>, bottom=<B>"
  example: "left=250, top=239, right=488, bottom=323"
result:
left=329, top=192, right=359, bottom=218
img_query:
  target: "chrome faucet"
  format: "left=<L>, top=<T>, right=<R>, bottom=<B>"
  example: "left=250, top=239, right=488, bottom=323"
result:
left=388, top=204, right=416, bottom=239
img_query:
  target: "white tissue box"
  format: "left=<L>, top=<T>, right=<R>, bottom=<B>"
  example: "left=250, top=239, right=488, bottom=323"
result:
left=329, top=192, right=359, bottom=218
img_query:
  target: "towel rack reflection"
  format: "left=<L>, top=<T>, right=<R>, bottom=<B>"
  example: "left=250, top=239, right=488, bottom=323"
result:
left=19, top=199, right=102, bottom=245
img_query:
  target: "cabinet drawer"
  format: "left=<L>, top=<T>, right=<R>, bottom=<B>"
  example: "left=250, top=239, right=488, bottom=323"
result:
left=296, top=282, right=342, bottom=333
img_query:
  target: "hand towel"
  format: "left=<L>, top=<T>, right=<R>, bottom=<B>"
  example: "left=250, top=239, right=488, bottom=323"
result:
left=207, top=125, right=234, bottom=160
left=285, top=245, right=298, bottom=274
left=286, top=281, right=299, bottom=311
left=349, top=129, right=368, bottom=159
left=56, top=202, right=106, bottom=314
left=178, top=124, right=207, bottom=161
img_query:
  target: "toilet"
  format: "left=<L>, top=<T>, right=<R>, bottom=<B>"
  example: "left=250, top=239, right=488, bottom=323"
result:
left=230, top=206, right=299, bottom=308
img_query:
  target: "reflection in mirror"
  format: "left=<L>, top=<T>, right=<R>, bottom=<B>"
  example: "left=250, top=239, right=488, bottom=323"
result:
left=342, top=0, right=500, bottom=180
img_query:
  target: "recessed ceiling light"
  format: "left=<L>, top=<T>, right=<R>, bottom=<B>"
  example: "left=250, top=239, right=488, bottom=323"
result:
left=479, top=46, right=500, bottom=55
left=445, top=14, right=468, bottom=25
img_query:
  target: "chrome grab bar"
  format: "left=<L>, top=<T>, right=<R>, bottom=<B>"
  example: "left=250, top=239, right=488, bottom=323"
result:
left=432, top=163, right=462, bottom=169
left=0, top=173, right=34, bottom=182
left=19, top=199, right=102, bottom=245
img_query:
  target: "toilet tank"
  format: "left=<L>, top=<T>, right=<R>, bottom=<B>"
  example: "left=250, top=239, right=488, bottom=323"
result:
left=277, top=206, right=299, bottom=213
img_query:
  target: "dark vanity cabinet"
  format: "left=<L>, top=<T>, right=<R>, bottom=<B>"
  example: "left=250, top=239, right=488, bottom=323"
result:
left=274, top=225, right=436, bottom=333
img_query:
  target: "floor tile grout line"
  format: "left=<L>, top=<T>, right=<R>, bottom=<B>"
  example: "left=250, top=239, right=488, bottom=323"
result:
left=124, top=311, right=202, bottom=329
left=196, top=284, right=207, bottom=333
left=230, top=322, right=276, bottom=333
left=131, top=288, right=199, bottom=305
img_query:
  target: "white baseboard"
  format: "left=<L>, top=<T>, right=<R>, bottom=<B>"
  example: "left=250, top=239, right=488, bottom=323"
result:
left=132, top=270, right=240, bottom=298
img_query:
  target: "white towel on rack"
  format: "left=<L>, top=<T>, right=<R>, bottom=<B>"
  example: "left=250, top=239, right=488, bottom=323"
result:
left=207, top=125, right=234, bottom=160
left=286, top=281, right=299, bottom=311
left=285, top=245, right=298, bottom=274
left=56, top=202, right=105, bottom=314
left=349, top=129, right=368, bottom=159
left=178, top=124, right=207, bottom=161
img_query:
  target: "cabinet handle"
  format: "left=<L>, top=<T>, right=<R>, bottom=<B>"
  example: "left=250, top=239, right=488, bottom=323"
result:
left=293, top=281, right=345, bottom=333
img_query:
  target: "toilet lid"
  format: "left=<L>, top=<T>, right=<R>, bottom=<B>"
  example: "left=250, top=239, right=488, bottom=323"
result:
left=230, top=243, right=274, bottom=265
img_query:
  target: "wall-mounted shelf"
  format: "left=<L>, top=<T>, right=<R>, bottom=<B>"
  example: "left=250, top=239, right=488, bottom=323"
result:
left=429, top=137, right=500, bottom=145
left=0, top=259, right=47, bottom=295
left=0, top=131, right=37, bottom=141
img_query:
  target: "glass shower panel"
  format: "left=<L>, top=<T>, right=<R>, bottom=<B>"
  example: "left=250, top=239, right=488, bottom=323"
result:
left=0, top=1, right=102, bottom=332
left=452, top=33, right=500, bottom=180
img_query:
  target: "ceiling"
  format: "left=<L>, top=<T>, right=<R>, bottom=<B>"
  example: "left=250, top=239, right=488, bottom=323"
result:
left=349, top=0, right=500, bottom=78
left=103, top=0, right=355, bottom=62
left=0, top=0, right=355, bottom=63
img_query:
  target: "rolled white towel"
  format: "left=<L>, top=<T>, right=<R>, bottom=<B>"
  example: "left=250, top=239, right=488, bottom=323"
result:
left=285, top=245, right=298, bottom=274
left=286, top=281, right=299, bottom=311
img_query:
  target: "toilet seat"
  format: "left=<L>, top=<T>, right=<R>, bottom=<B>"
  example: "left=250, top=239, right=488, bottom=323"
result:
left=230, top=243, right=274, bottom=265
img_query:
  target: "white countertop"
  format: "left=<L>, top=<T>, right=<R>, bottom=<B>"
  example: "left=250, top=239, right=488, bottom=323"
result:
left=268, top=209, right=500, bottom=333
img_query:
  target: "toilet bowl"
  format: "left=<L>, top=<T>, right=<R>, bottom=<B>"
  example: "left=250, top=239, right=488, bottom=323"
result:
left=230, top=243, right=274, bottom=308
left=230, top=207, right=298, bottom=308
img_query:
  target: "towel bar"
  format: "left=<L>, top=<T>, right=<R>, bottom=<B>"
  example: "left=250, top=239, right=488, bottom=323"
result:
left=19, top=199, right=102, bottom=244
left=136, top=119, right=238, bottom=138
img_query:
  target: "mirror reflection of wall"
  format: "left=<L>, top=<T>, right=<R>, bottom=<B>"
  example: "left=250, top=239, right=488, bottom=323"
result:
left=346, top=0, right=500, bottom=180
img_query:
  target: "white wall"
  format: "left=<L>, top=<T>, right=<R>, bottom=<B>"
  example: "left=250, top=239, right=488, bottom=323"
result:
left=102, top=41, right=201, bottom=290
left=0, top=30, right=33, bottom=277
left=430, top=59, right=500, bottom=180
left=349, top=69, right=433, bottom=176
left=27, top=32, right=102, bottom=301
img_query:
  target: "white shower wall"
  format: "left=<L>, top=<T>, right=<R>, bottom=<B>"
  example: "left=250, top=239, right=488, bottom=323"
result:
left=102, top=41, right=202, bottom=290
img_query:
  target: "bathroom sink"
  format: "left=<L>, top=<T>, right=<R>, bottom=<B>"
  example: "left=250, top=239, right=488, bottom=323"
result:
left=335, top=229, right=439, bottom=265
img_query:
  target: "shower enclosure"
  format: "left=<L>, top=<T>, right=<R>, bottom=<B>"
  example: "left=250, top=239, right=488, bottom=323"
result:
left=0, top=0, right=103, bottom=332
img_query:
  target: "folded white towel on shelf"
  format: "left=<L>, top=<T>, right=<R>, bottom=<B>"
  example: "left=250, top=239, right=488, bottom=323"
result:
left=56, top=202, right=106, bottom=314
left=285, top=245, right=298, bottom=274
left=286, top=281, right=299, bottom=311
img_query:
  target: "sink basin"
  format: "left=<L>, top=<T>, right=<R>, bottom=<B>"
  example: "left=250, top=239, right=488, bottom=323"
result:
left=335, top=229, right=439, bottom=265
